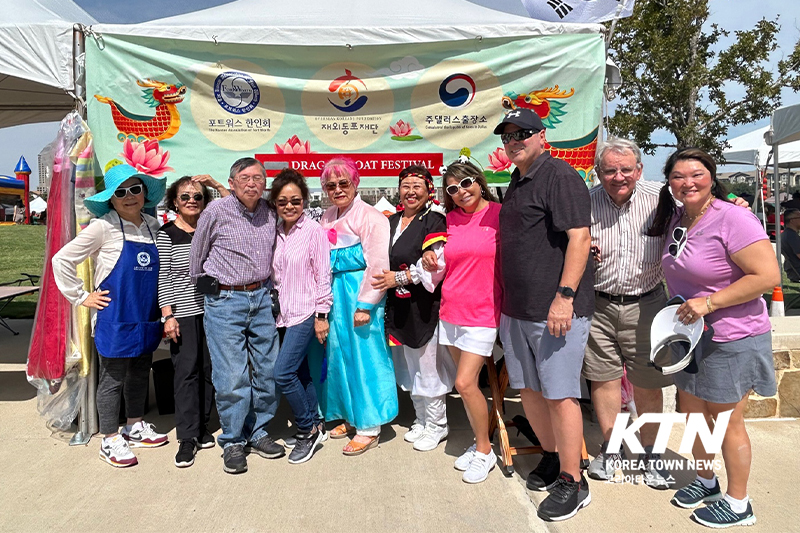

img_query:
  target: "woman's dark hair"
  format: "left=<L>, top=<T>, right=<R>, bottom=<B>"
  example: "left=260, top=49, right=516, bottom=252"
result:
left=441, top=161, right=497, bottom=213
left=165, top=176, right=211, bottom=212
left=647, top=147, right=730, bottom=236
left=269, top=168, right=309, bottom=205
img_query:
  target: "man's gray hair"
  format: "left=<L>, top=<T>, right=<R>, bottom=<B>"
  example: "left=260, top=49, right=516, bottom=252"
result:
left=595, top=137, right=642, bottom=169
left=229, top=157, right=266, bottom=180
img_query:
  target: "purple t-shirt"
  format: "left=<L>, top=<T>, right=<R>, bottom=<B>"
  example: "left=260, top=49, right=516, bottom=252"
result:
left=662, top=200, right=770, bottom=342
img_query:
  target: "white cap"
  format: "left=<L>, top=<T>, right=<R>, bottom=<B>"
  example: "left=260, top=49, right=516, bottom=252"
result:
left=649, top=304, right=704, bottom=375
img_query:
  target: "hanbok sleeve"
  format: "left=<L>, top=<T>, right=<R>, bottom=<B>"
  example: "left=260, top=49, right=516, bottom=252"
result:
left=355, top=203, right=391, bottom=309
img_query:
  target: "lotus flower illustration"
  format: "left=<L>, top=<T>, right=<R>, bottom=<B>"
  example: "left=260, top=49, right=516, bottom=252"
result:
left=121, top=139, right=174, bottom=176
left=274, top=135, right=316, bottom=154
left=390, top=120, right=413, bottom=137
left=487, top=147, right=512, bottom=172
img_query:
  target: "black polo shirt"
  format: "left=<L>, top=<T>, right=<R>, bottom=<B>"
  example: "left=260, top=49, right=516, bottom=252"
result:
left=499, top=152, right=594, bottom=321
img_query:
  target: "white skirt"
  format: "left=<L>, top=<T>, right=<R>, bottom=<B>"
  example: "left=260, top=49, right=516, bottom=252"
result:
left=438, top=319, right=498, bottom=357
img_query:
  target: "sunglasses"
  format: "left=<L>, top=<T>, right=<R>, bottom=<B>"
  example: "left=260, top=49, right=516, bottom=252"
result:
left=445, top=177, right=477, bottom=196
left=179, top=193, right=204, bottom=202
left=325, top=179, right=352, bottom=192
left=276, top=198, right=303, bottom=207
left=668, top=226, right=688, bottom=259
left=500, top=129, right=537, bottom=144
left=113, top=184, right=144, bottom=198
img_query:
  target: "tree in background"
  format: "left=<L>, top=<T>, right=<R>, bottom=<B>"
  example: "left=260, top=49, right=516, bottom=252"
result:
left=607, top=0, right=800, bottom=159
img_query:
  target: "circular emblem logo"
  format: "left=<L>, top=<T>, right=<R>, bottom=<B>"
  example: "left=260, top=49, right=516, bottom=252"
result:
left=438, top=73, right=476, bottom=109
left=137, top=252, right=151, bottom=267
left=214, top=71, right=260, bottom=114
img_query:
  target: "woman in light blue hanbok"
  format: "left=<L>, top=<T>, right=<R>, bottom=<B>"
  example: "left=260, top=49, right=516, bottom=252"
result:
left=315, top=158, right=398, bottom=455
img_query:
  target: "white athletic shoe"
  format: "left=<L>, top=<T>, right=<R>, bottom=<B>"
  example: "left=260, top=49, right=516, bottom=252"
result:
left=403, top=421, right=425, bottom=443
left=454, top=443, right=477, bottom=471
left=413, top=424, right=449, bottom=452
left=99, top=434, right=138, bottom=467
left=462, top=449, right=497, bottom=484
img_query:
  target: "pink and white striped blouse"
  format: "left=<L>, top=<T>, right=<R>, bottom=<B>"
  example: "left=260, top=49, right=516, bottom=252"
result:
left=272, top=213, right=333, bottom=328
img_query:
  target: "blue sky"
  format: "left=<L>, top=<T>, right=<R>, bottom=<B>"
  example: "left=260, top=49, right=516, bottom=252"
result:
left=2, top=0, right=798, bottom=187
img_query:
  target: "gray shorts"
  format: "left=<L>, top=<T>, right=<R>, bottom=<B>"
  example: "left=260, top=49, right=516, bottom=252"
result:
left=673, top=332, right=776, bottom=404
left=499, top=313, right=591, bottom=400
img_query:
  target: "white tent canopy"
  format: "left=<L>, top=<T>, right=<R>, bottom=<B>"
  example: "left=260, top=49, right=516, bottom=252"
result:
left=93, top=0, right=602, bottom=46
left=0, top=0, right=96, bottom=128
left=773, top=101, right=800, bottom=146
left=723, top=125, right=800, bottom=169
left=374, top=197, right=397, bottom=214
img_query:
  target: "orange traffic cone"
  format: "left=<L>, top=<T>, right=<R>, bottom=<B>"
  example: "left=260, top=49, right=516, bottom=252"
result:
left=771, top=286, right=785, bottom=317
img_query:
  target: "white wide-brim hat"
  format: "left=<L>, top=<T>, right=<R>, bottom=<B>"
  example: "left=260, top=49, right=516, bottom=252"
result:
left=649, top=304, right=704, bottom=375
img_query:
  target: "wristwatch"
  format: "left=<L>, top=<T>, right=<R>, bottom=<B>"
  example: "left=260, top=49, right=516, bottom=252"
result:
left=557, top=286, right=576, bottom=298
left=160, top=314, right=174, bottom=323
left=315, top=312, right=328, bottom=320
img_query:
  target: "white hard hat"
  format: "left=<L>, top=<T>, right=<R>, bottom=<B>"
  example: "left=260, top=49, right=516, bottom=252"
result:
left=649, top=304, right=705, bottom=375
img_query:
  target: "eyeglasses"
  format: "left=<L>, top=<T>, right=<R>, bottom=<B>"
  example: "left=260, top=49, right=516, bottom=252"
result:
left=668, top=226, right=688, bottom=259
left=179, top=193, right=204, bottom=202
left=500, top=129, right=537, bottom=144
left=235, top=175, right=266, bottom=184
left=600, top=166, right=639, bottom=178
left=276, top=198, right=303, bottom=207
left=445, top=177, right=477, bottom=196
left=325, top=179, right=352, bottom=192
left=113, top=184, right=144, bottom=198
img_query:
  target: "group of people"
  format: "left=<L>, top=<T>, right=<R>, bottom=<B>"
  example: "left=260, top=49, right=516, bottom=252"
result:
left=49, top=107, right=778, bottom=529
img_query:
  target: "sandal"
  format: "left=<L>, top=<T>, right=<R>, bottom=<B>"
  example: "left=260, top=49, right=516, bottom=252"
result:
left=329, top=423, right=354, bottom=439
left=342, top=435, right=380, bottom=456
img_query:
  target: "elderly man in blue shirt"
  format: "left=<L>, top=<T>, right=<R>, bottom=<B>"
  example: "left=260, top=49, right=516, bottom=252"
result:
left=190, top=157, right=285, bottom=474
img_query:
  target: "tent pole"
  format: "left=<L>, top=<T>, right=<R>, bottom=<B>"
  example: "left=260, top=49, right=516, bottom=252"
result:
left=774, top=144, right=783, bottom=288
left=73, top=25, right=86, bottom=118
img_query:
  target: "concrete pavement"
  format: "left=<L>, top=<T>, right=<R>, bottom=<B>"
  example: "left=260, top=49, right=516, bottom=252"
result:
left=1, top=319, right=798, bottom=533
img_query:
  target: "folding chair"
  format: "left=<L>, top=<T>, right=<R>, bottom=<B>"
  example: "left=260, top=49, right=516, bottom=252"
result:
left=485, top=357, right=589, bottom=475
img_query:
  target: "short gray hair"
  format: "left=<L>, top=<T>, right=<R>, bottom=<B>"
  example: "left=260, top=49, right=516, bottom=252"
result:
left=229, top=157, right=265, bottom=180
left=595, top=137, right=642, bottom=169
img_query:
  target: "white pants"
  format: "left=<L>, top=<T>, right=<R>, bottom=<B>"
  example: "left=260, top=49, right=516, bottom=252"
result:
left=392, top=327, right=456, bottom=427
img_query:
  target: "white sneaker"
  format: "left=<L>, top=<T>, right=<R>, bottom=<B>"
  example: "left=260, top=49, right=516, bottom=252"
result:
left=454, top=443, right=477, bottom=471
left=462, top=449, right=496, bottom=484
left=122, top=420, right=168, bottom=448
left=404, top=421, right=425, bottom=443
left=99, top=434, right=138, bottom=467
left=413, top=424, right=449, bottom=452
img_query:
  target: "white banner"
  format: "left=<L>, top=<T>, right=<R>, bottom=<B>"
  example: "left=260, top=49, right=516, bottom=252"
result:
left=520, top=0, right=634, bottom=23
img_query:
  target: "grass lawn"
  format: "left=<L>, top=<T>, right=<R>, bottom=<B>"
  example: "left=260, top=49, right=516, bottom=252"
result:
left=0, top=225, right=46, bottom=318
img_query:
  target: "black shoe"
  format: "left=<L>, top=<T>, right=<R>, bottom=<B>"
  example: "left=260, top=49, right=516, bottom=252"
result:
left=174, top=439, right=198, bottom=468
left=537, top=472, right=591, bottom=522
left=316, top=421, right=328, bottom=442
left=223, top=444, right=247, bottom=474
left=198, top=429, right=216, bottom=450
left=245, top=435, right=285, bottom=459
left=526, top=451, right=561, bottom=491
left=288, top=426, right=325, bottom=464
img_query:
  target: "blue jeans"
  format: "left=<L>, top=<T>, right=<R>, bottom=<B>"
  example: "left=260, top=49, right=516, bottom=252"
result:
left=275, top=315, right=322, bottom=433
left=204, top=286, right=279, bottom=448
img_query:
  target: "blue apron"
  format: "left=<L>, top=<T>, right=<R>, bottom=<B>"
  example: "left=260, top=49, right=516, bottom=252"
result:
left=94, top=218, right=162, bottom=358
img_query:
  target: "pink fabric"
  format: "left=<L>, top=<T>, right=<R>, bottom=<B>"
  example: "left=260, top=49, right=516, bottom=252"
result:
left=319, top=195, right=390, bottom=307
left=440, top=202, right=502, bottom=327
left=662, top=200, right=771, bottom=342
left=272, top=214, right=333, bottom=328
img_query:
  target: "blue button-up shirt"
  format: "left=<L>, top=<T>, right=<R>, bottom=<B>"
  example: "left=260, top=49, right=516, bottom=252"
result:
left=190, top=194, right=277, bottom=285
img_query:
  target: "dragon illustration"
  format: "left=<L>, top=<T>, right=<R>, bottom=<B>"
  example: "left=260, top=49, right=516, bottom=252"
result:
left=94, top=79, right=187, bottom=142
left=502, top=85, right=597, bottom=182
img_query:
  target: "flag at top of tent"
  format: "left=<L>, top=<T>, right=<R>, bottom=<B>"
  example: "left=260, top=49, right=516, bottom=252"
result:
left=520, top=0, right=634, bottom=23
